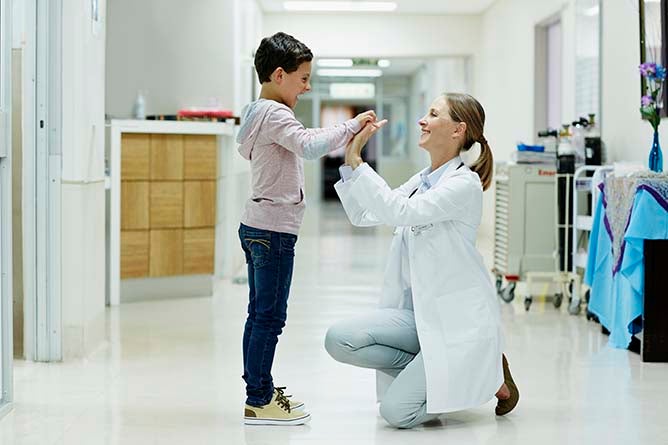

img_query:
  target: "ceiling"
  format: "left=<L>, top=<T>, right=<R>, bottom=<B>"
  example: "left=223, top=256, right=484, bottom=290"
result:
left=259, top=0, right=497, bottom=15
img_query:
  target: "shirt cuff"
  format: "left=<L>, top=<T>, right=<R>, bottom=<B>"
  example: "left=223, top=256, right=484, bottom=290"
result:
left=339, top=165, right=353, bottom=182
left=339, top=163, right=370, bottom=182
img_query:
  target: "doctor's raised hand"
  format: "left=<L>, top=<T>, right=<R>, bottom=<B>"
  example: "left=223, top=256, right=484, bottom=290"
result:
left=325, top=93, right=520, bottom=429
left=344, top=119, right=388, bottom=169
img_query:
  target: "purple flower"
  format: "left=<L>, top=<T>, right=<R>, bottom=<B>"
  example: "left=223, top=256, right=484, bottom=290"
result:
left=640, top=62, right=658, bottom=77
left=642, top=95, right=654, bottom=107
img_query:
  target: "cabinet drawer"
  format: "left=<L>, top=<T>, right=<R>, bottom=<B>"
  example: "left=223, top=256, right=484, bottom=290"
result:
left=121, top=230, right=149, bottom=278
left=150, top=182, right=184, bottom=228
left=184, top=135, right=217, bottom=179
left=150, top=134, right=184, bottom=180
left=121, top=181, right=149, bottom=230
left=149, top=229, right=184, bottom=277
left=184, top=181, right=216, bottom=228
left=121, top=134, right=150, bottom=180
left=184, top=228, right=215, bottom=275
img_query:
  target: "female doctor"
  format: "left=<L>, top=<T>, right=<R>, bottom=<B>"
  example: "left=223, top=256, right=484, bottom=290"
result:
left=325, top=93, right=519, bottom=428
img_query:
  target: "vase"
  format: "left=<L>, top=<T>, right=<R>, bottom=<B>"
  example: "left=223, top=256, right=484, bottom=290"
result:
left=648, top=129, right=664, bottom=173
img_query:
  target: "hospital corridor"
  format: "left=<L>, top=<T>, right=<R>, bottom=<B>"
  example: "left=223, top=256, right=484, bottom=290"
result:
left=2, top=203, right=667, bottom=444
left=0, top=0, right=668, bottom=443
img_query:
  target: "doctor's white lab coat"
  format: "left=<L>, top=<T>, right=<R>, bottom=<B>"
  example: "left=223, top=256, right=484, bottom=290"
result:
left=334, top=159, right=504, bottom=413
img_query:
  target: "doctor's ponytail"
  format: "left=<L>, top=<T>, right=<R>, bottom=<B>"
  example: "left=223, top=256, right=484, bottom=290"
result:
left=444, top=93, right=494, bottom=191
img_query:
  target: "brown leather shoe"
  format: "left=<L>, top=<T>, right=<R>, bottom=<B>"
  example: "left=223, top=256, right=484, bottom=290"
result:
left=495, top=354, right=519, bottom=416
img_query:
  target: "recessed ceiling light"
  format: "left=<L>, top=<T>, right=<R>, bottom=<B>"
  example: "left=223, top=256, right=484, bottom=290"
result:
left=317, top=58, right=354, bottom=68
left=284, top=2, right=398, bottom=12
left=377, top=59, right=391, bottom=68
left=317, top=68, right=383, bottom=78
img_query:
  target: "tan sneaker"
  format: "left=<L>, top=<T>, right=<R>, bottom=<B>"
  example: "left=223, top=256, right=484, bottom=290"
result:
left=274, top=386, right=304, bottom=410
left=244, top=391, right=311, bottom=425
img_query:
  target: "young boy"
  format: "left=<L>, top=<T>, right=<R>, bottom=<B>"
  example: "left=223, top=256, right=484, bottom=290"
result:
left=237, top=32, right=376, bottom=426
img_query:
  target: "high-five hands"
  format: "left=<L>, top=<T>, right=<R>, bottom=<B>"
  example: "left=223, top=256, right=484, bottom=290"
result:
left=345, top=119, right=389, bottom=169
left=354, top=110, right=377, bottom=127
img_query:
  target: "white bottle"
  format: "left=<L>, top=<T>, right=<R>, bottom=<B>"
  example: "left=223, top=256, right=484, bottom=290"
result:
left=134, top=91, right=146, bottom=120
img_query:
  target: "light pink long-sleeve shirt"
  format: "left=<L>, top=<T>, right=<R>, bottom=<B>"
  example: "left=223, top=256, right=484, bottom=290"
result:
left=237, top=98, right=361, bottom=235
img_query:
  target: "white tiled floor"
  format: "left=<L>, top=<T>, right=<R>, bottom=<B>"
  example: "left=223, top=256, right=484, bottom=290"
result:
left=2, top=202, right=668, bottom=444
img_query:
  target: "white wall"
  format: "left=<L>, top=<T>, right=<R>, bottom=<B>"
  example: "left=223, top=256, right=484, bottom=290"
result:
left=106, top=0, right=238, bottom=117
left=477, top=0, right=576, bottom=164
left=61, top=0, right=108, bottom=358
left=601, top=0, right=667, bottom=163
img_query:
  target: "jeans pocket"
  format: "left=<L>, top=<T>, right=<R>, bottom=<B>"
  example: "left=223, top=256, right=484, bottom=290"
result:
left=280, top=234, right=297, bottom=256
left=245, top=237, right=271, bottom=268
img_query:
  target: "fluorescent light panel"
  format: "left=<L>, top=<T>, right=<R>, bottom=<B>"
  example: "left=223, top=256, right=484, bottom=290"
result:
left=329, top=83, right=376, bottom=99
left=317, top=68, right=383, bottom=77
left=317, top=58, right=354, bottom=68
left=284, top=2, right=398, bottom=12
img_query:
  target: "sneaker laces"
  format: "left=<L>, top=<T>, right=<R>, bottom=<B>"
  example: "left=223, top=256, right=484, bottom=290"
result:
left=274, top=389, right=291, bottom=413
left=275, top=386, right=293, bottom=399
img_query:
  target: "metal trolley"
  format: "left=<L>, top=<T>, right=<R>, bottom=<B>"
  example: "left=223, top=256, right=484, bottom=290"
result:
left=494, top=163, right=561, bottom=310
left=567, top=165, right=614, bottom=315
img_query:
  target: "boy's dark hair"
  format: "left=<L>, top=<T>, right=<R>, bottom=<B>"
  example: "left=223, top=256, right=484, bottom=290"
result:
left=254, top=32, right=313, bottom=83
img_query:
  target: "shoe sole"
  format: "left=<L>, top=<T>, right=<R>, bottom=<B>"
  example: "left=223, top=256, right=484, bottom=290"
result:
left=244, top=413, right=311, bottom=426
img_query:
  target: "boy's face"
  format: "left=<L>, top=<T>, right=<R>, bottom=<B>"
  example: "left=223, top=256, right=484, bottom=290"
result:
left=275, top=61, right=312, bottom=109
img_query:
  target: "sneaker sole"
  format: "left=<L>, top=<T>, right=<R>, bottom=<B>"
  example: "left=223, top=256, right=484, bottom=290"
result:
left=244, top=413, right=311, bottom=426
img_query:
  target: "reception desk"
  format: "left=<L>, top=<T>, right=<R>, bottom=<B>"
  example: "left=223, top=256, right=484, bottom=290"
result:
left=107, top=120, right=249, bottom=305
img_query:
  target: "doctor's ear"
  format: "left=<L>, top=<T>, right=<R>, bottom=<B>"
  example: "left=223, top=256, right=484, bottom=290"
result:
left=452, top=121, right=467, bottom=139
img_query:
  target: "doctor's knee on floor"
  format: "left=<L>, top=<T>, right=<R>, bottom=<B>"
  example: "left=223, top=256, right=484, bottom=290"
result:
left=378, top=399, right=418, bottom=429
left=324, top=323, right=369, bottom=364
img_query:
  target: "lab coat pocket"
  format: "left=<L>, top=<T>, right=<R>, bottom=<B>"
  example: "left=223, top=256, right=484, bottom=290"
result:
left=435, top=286, right=493, bottom=344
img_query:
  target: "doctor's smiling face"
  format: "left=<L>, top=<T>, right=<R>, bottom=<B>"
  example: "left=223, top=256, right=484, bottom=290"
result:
left=418, top=96, right=467, bottom=155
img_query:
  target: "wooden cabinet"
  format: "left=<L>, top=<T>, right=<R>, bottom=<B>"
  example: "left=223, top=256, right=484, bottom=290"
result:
left=120, top=133, right=217, bottom=279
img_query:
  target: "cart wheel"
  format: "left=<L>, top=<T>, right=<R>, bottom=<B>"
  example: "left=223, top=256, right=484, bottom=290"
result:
left=524, top=297, right=532, bottom=311
left=553, top=293, right=563, bottom=308
left=495, top=275, right=503, bottom=293
left=500, top=282, right=516, bottom=303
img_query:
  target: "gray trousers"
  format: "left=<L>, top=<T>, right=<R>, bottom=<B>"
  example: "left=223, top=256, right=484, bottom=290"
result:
left=324, top=309, right=440, bottom=428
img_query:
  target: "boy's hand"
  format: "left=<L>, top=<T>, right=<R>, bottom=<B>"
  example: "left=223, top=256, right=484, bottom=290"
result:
left=354, top=110, right=377, bottom=128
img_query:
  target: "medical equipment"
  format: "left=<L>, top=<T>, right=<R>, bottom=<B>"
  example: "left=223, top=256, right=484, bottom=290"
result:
left=494, top=163, right=559, bottom=309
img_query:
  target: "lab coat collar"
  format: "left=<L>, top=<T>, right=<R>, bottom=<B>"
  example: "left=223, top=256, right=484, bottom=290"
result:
left=419, top=156, right=464, bottom=190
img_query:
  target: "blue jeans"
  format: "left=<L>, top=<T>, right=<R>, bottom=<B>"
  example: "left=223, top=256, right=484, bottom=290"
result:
left=238, top=223, right=297, bottom=407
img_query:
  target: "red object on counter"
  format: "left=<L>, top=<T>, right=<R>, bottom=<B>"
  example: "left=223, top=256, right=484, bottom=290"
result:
left=177, top=108, right=235, bottom=119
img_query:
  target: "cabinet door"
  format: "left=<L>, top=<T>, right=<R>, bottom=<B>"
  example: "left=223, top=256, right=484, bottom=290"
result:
left=121, top=230, right=149, bottom=278
left=150, top=182, right=183, bottom=228
left=150, top=134, right=184, bottom=180
left=121, top=181, right=149, bottom=230
left=121, top=134, right=150, bottom=180
left=150, top=229, right=184, bottom=277
left=184, top=135, right=217, bottom=179
left=184, top=228, right=215, bottom=275
left=184, top=181, right=216, bottom=228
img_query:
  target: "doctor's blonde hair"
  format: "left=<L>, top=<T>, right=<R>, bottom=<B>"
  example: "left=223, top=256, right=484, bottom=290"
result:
left=444, top=93, right=494, bottom=191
